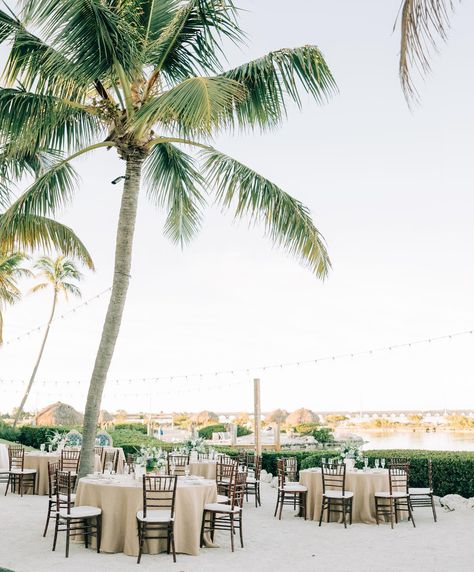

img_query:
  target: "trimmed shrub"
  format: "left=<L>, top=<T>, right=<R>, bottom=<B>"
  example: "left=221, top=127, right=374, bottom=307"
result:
left=294, top=423, right=320, bottom=435
left=198, top=424, right=252, bottom=439
left=17, top=426, right=70, bottom=449
left=301, top=449, right=474, bottom=498
left=110, top=429, right=172, bottom=457
left=0, top=420, right=20, bottom=443
left=113, top=423, right=147, bottom=434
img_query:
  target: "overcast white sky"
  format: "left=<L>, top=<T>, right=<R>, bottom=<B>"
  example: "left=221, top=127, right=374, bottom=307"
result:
left=1, top=0, right=474, bottom=416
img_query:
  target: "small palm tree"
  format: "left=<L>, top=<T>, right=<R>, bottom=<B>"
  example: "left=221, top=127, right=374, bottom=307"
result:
left=0, top=250, right=30, bottom=344
left=396, top=0, right=459, bottom=102
left=0, top=1, right=337, bottom=475
left=13, top=256, right=82, bottom=427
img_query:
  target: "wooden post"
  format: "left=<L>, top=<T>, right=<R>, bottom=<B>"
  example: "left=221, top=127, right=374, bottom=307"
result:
left=274, top=422, right=281, bottom=451
left=253, top=378, right=261, bottom=455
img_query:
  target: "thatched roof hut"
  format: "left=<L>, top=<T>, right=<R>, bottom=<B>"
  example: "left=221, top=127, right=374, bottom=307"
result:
left=265, top=409, right=289, bottom=424
left=35, top=402, right=83, bottom=426
left=192, top=410, right=219, bottom=426
left=285, top=408, right=319, bottom=427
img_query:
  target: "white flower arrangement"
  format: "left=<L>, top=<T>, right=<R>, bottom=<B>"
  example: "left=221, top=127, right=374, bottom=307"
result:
left=183, top=437, right=206, bottom=454
left=137, top=446, right=167, bottom=472
left=339, top=440, right=363, bottom=462
left=47, top=430, right=66, bottom=451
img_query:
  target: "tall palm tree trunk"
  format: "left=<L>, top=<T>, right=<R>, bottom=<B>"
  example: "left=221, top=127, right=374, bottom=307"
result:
left=79, top=153, right=144, bottom=477
left=13, top=289, right=58, bottom=428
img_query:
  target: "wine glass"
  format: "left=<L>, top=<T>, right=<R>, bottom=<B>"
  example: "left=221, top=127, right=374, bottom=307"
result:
left=48, top=444, right=52, bottom=453
left=105, top=461, right=113, bottom=476
left=184, top=465, right=190, bottom=478
left=381, top=458, right=386, bottom=469
left=40, top=444, right=45, bottom=453
left=170, top=462, right=176, bottom=476
left=375, top=458, right=380, bottom=469
left=364, top=457, right=369, bottom=471
left=321, top=457, right=326, bottom=467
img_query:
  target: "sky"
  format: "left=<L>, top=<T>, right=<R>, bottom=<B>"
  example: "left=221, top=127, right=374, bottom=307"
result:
left=1, top=0, right=474, bottom=416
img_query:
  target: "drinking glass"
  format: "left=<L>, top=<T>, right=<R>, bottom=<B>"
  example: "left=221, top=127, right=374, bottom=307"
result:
left=184, top=465, right=190, bottom=478
left=170, top=462, right=176, bottom=476
left=364, top=457, right=369, bottom=471
left=381, top=458, right=386, bottom=469
left=40, top=444, right=45, bottom=453
left=375, top=458, right=380, bottom=469
left=105, top=461, right=113, bottom=475
left=321, top=457, right=326, bottom=466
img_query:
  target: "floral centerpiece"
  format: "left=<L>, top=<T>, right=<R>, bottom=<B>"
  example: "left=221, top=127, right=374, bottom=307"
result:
left=137, top=446, right=167, bottom=473
left=183, top=437, right=206, bottom=454
left=47, top=430, right=66, bottom=452
left=339, top=440, right=363, bottom=470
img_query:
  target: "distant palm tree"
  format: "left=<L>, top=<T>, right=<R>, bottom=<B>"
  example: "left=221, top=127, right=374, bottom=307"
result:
left=0, top=1, right=336, bottom=475
left=397, top=0, right=459, bottom=103
left=0, top=251, right=30, bottom=344
left=13, top=256, right=82, bottom=427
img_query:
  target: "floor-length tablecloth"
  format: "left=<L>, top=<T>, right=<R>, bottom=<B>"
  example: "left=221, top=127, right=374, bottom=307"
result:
left=75, top=475, right=217, bottom=556
left=300, top=468, right=390, bottom=524
left=189, top=461, right=217, bottom=480
left=0, top=444, right=8, bottom=469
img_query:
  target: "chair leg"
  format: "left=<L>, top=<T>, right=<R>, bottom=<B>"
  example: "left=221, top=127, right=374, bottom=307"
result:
left=278, top=492, right=284, bottom=520
left=239, top=514, right=244, bottom=548
left=342, top=499, right=347, bottom=529
left=349, top=498, right=353, bottom=525
left=230, top=517, right=235, bottom=552
left=389, top=498, right=394, bottom=529
left=171, top=526, right=176, bottom=563
left=65, top=520, right=71, bottom=558
left=318, top=497, right=325, bottom=526
left=137, top=520, right=143, bottom=564
left=4, top=474, right=10, bottom=496
left=274, top=492, right=280, bottom=517
left=96, top=515, right=101, bottom=553
left=375, top=497, right=379, bottom=525
left=407, top=500, right=416, bottom=528
left=19, top=474, right=23, bottom=498
left=327, top=498, right=331, bottom=523
left=52, top=514, right=59, bottom=552
left=43, top=501, right=52, bottom=537
left=200, top=513, right=206, bottom=548
left=257, top=483, right=261, bottom=507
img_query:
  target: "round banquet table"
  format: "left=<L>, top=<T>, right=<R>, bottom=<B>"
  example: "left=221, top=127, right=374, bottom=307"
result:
left=189, top=460, right=217, bottom=480
left=300, top=468, right=390, bottom=524
left=75, top=475, right=217, bottom=556
left=0, top=444, right=9, bottom=469
left=24, top=452, right=102, bottom=495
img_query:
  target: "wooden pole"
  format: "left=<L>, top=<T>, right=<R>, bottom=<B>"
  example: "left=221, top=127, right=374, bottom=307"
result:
left=274, top=422, right=281, bottom=451
left=253, top=378, right=261, bottom=455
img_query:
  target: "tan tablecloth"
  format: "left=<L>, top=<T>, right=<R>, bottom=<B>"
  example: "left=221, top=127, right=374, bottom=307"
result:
left=300, top=468, right=390, bottom=524
left=75, top=475, right=217, bottom=556
left=0, top=444, right=8, bottom=469
left=24, top=452, right=102, bottom=495
left=189, top=461, right=217, bottom=480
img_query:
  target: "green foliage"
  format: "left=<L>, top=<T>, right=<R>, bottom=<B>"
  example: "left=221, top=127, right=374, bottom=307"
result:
left=0, top=420, right=20, bottom=442
left=198, top=423, right=252, bottom=439
left=325, top=414, right=348, bottom=424
left=312, top=427, right=335, bottom=444
left=113, top=423, right=147, bottom=434
left=294, top=422, right=320, bottom=435
left=260, top=450, right=336, bottom=476
left=301, top=449, right=474, bottom=498
left=17, top=425, right=70, bottom=449
left=110, top=428, right=172, bottom=457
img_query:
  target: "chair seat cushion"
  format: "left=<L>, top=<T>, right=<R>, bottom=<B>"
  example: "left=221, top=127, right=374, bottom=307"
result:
left=409, top=487, right=431, bottom=495
left=136, top=510, right=173, bottom=523
left=246, top=476, right=259, bottom=484
left=323, top=490, right=354, bottom=499
left=9, top=469, right=36, bottom=475
left=374, top=491, right=409, bottom=499
left=59, top=506, right=101, bottom=519
left=282, top=484, right=307, bottom=493
left=204, top=503, right=240, bottom=514
left=217, top=494, right=229, bottom=504
left=59, top=493, right=76, bottom=502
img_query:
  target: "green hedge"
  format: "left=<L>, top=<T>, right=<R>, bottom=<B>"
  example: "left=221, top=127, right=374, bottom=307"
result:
left=110, top=429, right=173, bottom=457
left=0, top=420, right=20, bottom=443
left=198, top=424, right=252, bottom=439
left=300, top=449, right=474, bottom=498
left=17, top=426, right=71, bottom=449
left=113, top=423, right=147, bottom=434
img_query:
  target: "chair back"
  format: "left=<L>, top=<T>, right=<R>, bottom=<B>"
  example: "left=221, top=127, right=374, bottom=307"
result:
left=102, top=449, right=119, bottom=473
left=94, top=446, right=104, bottom=460
left=246, top=451, right=256, bottom=469
left=167, top=454, right=189, bottom=476
left=321, top=462, right=346, bottom=495
left=253, top=455, right=262, bottom=480
left=197, top=452, right=210, bottom=460
left=47, top=461, right=60, bottom=499
left=56, top=470, right=74, bottom=514
left=230, top=469, right=248, bottom=510
left=216, top=457, right=237, bottom=483
left=142, top=475, right=177, bottom=519
left=390, top=457, right=410, bottom=467
left=277, top=458, right=287, bottom=488
left=284, top=457, right=297, bottom=481
left=388, top=464, right=409, bottom=495
left=8, top=445, right=24, bottom=471
left=60, top=449, right=80, bottom=473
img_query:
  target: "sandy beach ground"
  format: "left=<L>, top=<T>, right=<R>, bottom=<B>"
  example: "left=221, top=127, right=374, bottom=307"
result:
left=0, top=481, right=472, bottom=572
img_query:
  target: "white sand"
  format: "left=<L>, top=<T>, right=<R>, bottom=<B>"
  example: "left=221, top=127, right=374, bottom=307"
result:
left=0, top=481, right=473, bottom=572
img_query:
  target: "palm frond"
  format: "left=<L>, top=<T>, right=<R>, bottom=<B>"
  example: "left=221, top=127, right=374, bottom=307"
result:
left=144, top=142, right=205, bottom=245
left=201, top=148, right=331, bottom=278
left=0, top=88, right=101, bottom=155
left=136, top=76, right=246, bottom=135
left=0, top=212, right=94, bottom=269
left=220, top=45, right=337, bottom=130
left=398, top=0, right=457, bottom=102
left=144, top=0, right=244, bottom=84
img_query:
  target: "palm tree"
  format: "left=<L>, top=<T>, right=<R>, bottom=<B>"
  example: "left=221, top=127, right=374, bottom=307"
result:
left=13, top=256, right=83, bottom=428
left=396, top=0, right=459, bottom=102
left=0, top=1, right=336, bottom=476
left=0, top=250, right=30, bottom=344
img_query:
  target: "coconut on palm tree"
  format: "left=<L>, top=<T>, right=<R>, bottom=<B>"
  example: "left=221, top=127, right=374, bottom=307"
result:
left=0, top=1, right=336, bottom=476
left=13, top=256, right=83, bottom=428
left=0, top=250, right=30, bottom=344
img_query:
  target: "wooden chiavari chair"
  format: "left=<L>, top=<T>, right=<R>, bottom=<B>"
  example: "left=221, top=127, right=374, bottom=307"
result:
left=4, top=445, right=37, bottom=496
left=94, top=446, right=104, bottom=464
left=201, top=468, right=247, bottom=552
left=284, top=457, right=298, bottom=482
left=43, top=461, right=65, bottom=537
left=318, top=462, right=354, bottom=528
left=216, top=456, right=237, bottom=497
left=274, top=459, right=307, bottom=520
left=197, top=452, right=210, bottom=460
left=409, top=459, right=437, bottom=522
left=125, top=453, right=137, bottom=474
left=136, top=475, right=177, bottom=564
left=167, top=454, right=189, bottom=476
left=52, top=471, right=101, bottom=558
left=60, top=449, right=81, bottom=474
left=102, top=449, right=119, bottom=473
left=245, top=455, right=262, bottom=507
left=374, top=463, right=416, bottom=528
